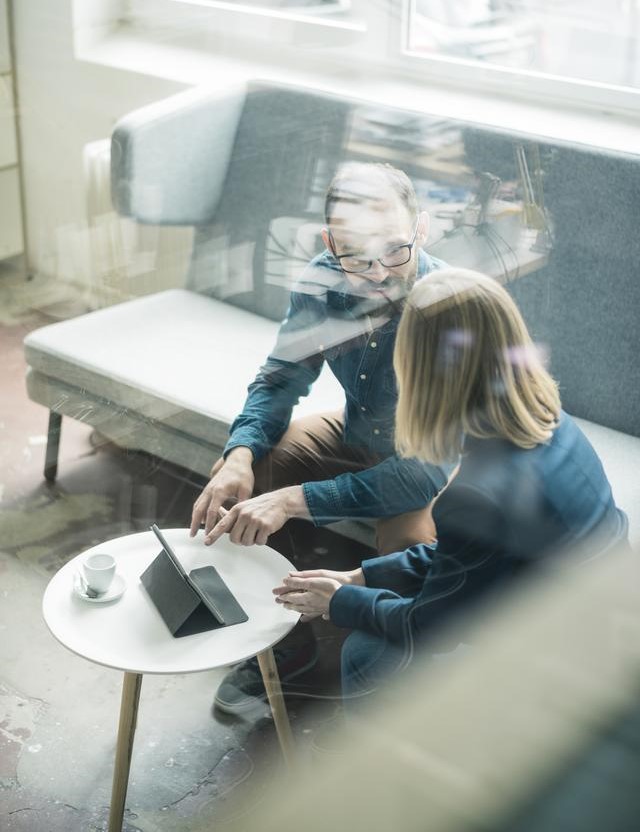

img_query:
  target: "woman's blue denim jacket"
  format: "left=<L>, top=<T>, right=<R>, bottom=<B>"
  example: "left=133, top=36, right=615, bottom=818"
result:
left=224, top=249, right=449, bottom=525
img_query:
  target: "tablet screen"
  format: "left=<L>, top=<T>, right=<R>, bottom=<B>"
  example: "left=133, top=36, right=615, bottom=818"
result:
left=150, top=524, right=189, bottom=581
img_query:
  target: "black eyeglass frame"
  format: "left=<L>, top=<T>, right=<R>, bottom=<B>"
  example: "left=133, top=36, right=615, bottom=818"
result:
left=328, top=219, right=420, bottom=274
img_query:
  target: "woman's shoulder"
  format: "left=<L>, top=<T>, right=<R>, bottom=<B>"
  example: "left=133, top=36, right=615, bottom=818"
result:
left=464, top=411, right=577, bottom=458
left=546, top=410, right=600, bottom=464
left=452, top=410, right=595, bottom=492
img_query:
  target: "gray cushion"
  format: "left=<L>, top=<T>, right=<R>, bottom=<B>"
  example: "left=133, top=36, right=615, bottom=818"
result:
left=509, top=148, right=640, bottom=437
left=111, top=85, right=246, bottom=225
left=186, top=83, right=352, bottom=321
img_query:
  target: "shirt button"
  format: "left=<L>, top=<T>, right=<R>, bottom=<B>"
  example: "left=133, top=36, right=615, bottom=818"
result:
left=360, top=406, right=366, bottom=412
left=360, top=373, right=367, bottom=380
left=318, top=344, right=324, bottom=351
left=370, top=341, right=377, bottom=348
left=373, top=428, right=380, bottom=435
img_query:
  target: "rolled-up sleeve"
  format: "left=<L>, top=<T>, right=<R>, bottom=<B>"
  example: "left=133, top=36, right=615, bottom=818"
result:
left=329, top=487, right=506, bottom=646
left=224, top=290, right=325, bottom=462
left=302, top=454, right=448, bottom=525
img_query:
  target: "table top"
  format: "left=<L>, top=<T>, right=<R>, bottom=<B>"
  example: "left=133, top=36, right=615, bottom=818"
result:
left=42, top=529, right=300, bottom=675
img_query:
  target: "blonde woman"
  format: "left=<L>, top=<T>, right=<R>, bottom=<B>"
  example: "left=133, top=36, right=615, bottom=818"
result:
left=274, top=268, right=628, bottom=704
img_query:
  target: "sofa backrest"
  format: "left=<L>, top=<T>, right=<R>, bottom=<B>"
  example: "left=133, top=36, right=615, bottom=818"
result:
left=111, top=81, right=640, bottom=438
left=186, top=84, right=351, bottom=321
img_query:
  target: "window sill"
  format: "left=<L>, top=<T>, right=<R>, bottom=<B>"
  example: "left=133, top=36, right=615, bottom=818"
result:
left=78, top=27, right=640, bottom=158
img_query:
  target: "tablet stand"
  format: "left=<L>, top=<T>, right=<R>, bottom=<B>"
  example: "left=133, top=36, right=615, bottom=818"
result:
left=140, top=549, right=247, bottom=638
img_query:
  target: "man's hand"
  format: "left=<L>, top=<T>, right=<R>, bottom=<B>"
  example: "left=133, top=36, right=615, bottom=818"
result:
left=204, top=485, right=310, bottom=547
left=190, top=447, right=254, bottom=539
left=273, top=568, right=364, bottom=621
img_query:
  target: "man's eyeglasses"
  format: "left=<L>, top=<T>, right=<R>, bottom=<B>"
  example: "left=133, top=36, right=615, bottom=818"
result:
left=329, top=220, right=419, bottom=275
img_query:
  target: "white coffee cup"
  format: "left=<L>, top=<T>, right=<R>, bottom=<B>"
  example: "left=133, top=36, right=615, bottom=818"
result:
left=83, top=553, right=116, bottom=594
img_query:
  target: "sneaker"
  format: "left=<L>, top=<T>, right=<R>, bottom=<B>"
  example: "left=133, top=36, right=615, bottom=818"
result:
left=214, top=641, right=319, bottom=715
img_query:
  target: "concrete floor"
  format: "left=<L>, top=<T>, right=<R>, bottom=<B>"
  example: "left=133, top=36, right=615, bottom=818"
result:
left=0, top=271, right=373, bottom=831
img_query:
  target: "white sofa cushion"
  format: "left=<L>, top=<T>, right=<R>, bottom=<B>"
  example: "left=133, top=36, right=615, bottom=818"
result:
left=24, top=289, right=344, bottom=446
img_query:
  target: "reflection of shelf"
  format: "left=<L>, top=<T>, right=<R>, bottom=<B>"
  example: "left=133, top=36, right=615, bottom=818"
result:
left=429, top=220, right=548, bottom=283
left=347, top=139, right=475, bottom=187
left=346, top=123, right=550, bottom=282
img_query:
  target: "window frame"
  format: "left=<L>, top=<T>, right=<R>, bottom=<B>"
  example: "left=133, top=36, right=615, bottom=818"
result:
left=124, top=0, right=640, bottom=117
left=125, top=0, right=369, bottom=41
left=390, top=0, right=640, bottom=116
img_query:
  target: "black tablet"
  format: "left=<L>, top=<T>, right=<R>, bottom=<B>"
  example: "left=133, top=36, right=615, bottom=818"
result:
left=150, top=524, right=226, bottom=624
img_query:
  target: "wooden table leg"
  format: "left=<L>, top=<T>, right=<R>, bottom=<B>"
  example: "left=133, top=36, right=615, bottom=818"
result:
left=257, top=648, right=296, bottom=767
left=108, top=672, right=143, bottom=832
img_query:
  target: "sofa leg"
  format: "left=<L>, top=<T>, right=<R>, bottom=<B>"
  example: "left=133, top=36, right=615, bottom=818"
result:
left=44, top=411, right=62, bottom=482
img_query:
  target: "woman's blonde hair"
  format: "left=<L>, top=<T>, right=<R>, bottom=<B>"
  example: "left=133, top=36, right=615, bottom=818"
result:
left=394, top=268, right=561, bottom=464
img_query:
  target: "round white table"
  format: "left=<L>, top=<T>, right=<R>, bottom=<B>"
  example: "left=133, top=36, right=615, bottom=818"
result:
left=42, top=528, right=300, bottom=832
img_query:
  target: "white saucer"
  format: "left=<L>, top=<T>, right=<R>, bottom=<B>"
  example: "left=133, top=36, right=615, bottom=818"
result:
left=73, top=572, right=127, bottom=604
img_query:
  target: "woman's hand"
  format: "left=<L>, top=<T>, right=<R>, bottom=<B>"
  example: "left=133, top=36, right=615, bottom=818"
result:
left=273, top=568, right=364, bottom=621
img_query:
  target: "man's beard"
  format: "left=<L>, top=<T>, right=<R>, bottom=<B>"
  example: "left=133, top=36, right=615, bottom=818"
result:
left=344, top=271, right=416, bottom=317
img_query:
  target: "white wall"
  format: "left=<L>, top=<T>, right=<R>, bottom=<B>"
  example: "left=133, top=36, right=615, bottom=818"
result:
left=12, top=0, right=188, bottom=291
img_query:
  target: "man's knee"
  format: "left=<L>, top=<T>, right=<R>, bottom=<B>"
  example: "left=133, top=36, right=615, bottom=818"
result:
left=375, top=504, right=437, bottom=556
left=252, top=443, right=303, bottom=496
left=252, top=410, right=345, bottom=496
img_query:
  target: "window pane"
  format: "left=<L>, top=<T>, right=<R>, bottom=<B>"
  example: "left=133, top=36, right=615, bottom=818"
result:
left=222, top=0, right=349, bottom=12
left=407, top=1, right=640, bottom=89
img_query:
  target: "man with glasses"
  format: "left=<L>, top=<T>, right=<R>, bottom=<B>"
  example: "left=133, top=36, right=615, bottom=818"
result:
left=191, top=162, right=449, bottom=713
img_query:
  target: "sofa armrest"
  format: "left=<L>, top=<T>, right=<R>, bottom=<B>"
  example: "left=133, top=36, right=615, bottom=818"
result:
left=111, top=84, right=247, bottom=226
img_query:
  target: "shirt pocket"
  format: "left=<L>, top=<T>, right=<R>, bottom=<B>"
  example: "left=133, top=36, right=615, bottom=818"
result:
left=381, top=367, right=398, bottom=396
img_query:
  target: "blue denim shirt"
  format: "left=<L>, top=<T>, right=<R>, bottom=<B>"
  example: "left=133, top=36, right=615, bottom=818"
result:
left=330, top=411, right=628, bottom=647
left=224, top=249, right=449, bottom=524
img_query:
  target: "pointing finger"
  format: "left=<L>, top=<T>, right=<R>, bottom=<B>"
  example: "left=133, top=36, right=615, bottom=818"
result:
left=205, top=511, right=236, bottom=545
left=204, top=499, right=223, bottom=537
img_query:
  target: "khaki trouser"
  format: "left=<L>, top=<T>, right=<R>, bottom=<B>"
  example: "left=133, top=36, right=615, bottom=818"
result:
left=217, top=411, right=436, bottom=557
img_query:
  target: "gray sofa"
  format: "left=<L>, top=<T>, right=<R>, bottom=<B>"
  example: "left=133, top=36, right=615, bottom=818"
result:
left=23, top=81, right=640, bottom=544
